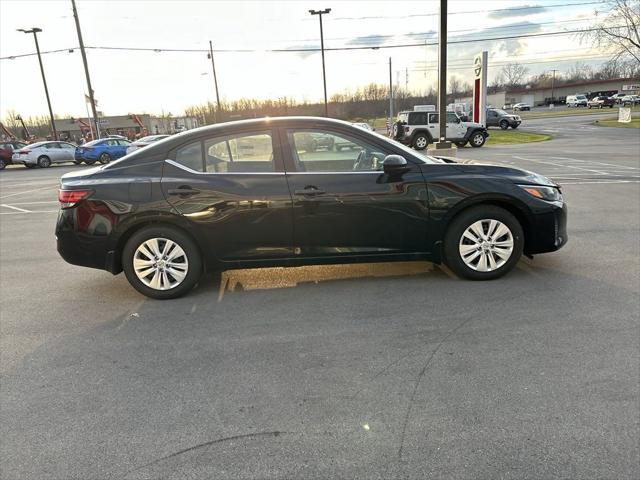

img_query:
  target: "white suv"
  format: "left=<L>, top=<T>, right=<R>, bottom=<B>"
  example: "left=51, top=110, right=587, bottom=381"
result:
left=566, top=94, right=588, bottom=107
left=395, top=111, right=489, bottom=149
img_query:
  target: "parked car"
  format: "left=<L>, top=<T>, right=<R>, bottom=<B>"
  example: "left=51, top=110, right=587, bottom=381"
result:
left=486, top=108, right=522, bottom=130
left=56, top=117, right=567, bottom=299
left=611, top=93, right=627, bottom=104
left=512, top=103, right=531, bottom=111
left=126, top=135, right=170, bottom=154
left=11, top=141, right=77, bottom=168
left=396, top=110, right=488, bottom=149
left=0, top=141, right=28, bottom=170
left=566, top=94, right=588, bottom=107
left=621, top=94, right=640, bottom=106
left=587, top=96, right=615, bottom=109
left=297, top=132, right=335, bottom=152
left=75, top=138, right=131, bottom=165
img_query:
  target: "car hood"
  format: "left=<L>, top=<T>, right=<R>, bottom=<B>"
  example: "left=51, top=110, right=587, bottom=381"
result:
left=433, top=156, right=558, bottom=187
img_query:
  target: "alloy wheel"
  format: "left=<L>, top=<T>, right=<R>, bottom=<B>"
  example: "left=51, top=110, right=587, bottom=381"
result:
left=133, top=238, right=189, bottom=290
left=415, top=136, right=427, bottom=149
left=458, top=219, right=514, bottom=272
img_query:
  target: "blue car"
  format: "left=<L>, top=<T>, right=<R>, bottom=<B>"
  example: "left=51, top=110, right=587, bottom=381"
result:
left=75, top=138, right=131, bottom=164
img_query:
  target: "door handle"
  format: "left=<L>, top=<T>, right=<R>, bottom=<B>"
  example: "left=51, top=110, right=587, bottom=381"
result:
left=168, top=187, right=200, bottom=196
left=294, top=187, right=326, bottom=196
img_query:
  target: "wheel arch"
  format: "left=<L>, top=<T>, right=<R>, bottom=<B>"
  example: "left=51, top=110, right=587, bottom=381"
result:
left=107, top=214, right=208, bottom=274
left=411, top=129, right=433, bottom=143
left=431, top=195, right=533, bottom=263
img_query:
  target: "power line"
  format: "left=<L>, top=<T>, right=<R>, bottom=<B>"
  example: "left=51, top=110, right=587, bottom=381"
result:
left=0, top=26, right=620, bottom=60
left=310, top=1, right=607, bottom=21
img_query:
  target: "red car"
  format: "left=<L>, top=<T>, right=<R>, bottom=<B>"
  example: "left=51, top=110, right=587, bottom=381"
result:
left=0, top=141, right=28, bottom=170
left=587, top=96, right=615, bottom=109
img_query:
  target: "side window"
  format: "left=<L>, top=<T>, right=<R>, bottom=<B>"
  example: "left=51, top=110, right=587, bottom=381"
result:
left=204, top=131, right=274, bottom=173
left=174, top=141, right=204, bottom=172
left=118, top=140, right=130, bottom=146
left=287, top=129, right=388, bottom=172
left=446, top=112, right=459, bottom=123
left=428, top=113, right=439, bottom=124
left=409, top=112, right=427, bottom=125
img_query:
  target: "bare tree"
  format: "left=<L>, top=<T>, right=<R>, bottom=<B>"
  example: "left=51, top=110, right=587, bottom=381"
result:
left=500, top=63, right=529, bottom=88
left=582, top=0, right=640, bottom=63
left=448, top=76, right=462, bottom=96
left=566, top=61, right=594, bottom=81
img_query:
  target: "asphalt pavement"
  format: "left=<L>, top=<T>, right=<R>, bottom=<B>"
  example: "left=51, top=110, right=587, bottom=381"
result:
left=1, top=114, right=639, bottom=479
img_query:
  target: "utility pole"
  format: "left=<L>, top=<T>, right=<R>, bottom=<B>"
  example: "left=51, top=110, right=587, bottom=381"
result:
left=549, top=69, right=559, bottom=104
left=309, top=8, right=331, bottom=117
left=71, top=0, right=100, bottom=139
left=17, top=27, right=57, bottom=140
left=389, top=57, right=393, bottom=126
left=405, top=67, right=409, bottom=93
left=208, top=40, right=221, bottom=120
left=434, top=0, right=451, bottom=150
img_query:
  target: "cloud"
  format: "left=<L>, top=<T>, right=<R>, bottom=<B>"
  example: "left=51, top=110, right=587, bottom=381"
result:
left=345, top=34, right=393, bottom=47
left=488, top=5, right=547, bottom=19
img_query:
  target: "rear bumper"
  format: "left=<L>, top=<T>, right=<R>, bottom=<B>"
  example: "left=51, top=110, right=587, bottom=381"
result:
left=56, top=209, right=114, bottom=272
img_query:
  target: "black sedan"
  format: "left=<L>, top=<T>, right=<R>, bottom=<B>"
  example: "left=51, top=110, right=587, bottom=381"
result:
left=56, top=117, right=567, bottom=299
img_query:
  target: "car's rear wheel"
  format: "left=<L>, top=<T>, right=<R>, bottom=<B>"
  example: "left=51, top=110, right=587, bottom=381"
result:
left=444, top=205, right=523, bottom=280
left=99, top=153, right=111, bottom=164
left=499, top=120, right=509, bottom=130
left=469, top=131, right=486, bottom=148
left=122, top=225, right=202, bottom=299
left=0, top=159, right=5, bottom=170
left=37, top=156, right=51, bottom=168
left=84, top=159, right=96, bottom=165
left=74, top=159, right=83, bottom=165
left=413, top=134, right=429, bottom=150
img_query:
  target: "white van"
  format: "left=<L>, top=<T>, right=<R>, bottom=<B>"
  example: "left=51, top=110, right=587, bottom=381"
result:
left=566, top=94, right=588, bottom=107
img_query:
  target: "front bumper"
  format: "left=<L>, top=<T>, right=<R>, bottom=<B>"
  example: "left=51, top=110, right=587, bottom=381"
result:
left=525, top=202, right=568, bottom=254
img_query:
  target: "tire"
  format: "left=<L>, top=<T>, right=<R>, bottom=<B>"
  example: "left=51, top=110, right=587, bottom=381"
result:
left=412, top=134, right=429, bottom=150
left=512, top=124, right=519, bottom=129
left=84, top=159, right=96, bottom=165
left=455, top=141, right=466, bottom=148
left=469, top=131, right=486, bottom=148
left=0, top=159, right=5, bottom=170
left=37, top=156, right=51, bottom=168
left=74, top=159, right=83, bottom=165
left=122, top=225, right=203, bottom=300
left=588, top=105, right=592, bottom=109
left=24, top=163, right=36, bottom=169
left=499, top=120, right=509, bottom=130
left=443, top=205, right=524, bottom=281
left=99, top=153, right=111, bottom=164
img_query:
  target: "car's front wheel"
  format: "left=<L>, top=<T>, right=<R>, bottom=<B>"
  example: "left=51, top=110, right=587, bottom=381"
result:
left=122, top=225, right=203, bottom=299
left=499, top=120, right=509, bottom=130
left=469, top=131, right=486, bottom=147
left=444, top=205, right=523, bottom=280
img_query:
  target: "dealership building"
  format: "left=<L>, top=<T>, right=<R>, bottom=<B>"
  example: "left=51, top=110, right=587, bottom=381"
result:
left=456, top=77, right=639, bottom=108
left=53, top=114, right=200, bottom=141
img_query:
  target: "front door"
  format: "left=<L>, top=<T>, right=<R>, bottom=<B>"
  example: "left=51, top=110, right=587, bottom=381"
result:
left=161, top=128, right=294, bottom=261
left=280, top=126, right=429, bottom=258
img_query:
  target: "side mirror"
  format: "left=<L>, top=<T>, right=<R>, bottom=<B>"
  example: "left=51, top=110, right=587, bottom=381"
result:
left=383, top=154, right=409, bottom=174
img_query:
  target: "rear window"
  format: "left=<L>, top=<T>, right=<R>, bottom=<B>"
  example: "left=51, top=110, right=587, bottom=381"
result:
left=408, top=112, right=428, bottom=125
left=576, top=95, right=587, bottom=100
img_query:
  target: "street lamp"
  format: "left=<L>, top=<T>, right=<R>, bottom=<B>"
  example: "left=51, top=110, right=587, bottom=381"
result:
left=309, top=8, right=331, bottom=117
left=17, top=27, right=57, bottom=140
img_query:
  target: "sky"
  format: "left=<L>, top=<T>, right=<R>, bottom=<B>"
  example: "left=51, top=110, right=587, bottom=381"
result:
left=0, top=0, right=612, bottom=119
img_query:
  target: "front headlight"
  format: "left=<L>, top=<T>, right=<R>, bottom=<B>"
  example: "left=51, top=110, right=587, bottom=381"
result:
left=518, top=184, right=563, bottom=202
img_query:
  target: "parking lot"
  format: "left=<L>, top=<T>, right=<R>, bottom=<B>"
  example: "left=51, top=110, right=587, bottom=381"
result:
left=1, top=113, right=638, bottom=478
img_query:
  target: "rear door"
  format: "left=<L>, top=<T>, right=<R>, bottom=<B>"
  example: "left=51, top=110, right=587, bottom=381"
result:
left=58, top=142, right=76, bottom=161
left=280, top=125, right=429, bottom=257
left=161, top=128, right=294, bottom=261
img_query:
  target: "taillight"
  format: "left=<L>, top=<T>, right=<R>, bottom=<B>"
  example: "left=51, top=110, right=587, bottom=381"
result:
left=17, top=150, right=29, bottom=155
left=58, top=189, right=92, bottom=208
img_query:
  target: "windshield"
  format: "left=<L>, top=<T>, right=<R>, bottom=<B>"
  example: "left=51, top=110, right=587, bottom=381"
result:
left=576, top=95, right=587, bottom=100
left=493, top=109, right=509, bottom=116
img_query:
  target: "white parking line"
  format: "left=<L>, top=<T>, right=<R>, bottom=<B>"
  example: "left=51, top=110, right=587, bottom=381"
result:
left=550, top=156, right=640, bottom=171
left=0, top=185, right=56, bottom=200
left=514, top=156, right=611, bottom=175
left=1, top=204, right=31, bottom=213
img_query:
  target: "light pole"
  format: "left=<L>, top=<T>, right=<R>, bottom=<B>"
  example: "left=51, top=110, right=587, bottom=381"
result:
left=309, top=8, right=331, bottom=117
left=434, top=0, right=451, bottom=150
left=71, top=0, right=100, bottom=138
left=208, top=40, right=221, bottom=121
left=17, top=27, right=57, bottom=140
left=549, top=69, right=559, bottom=104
